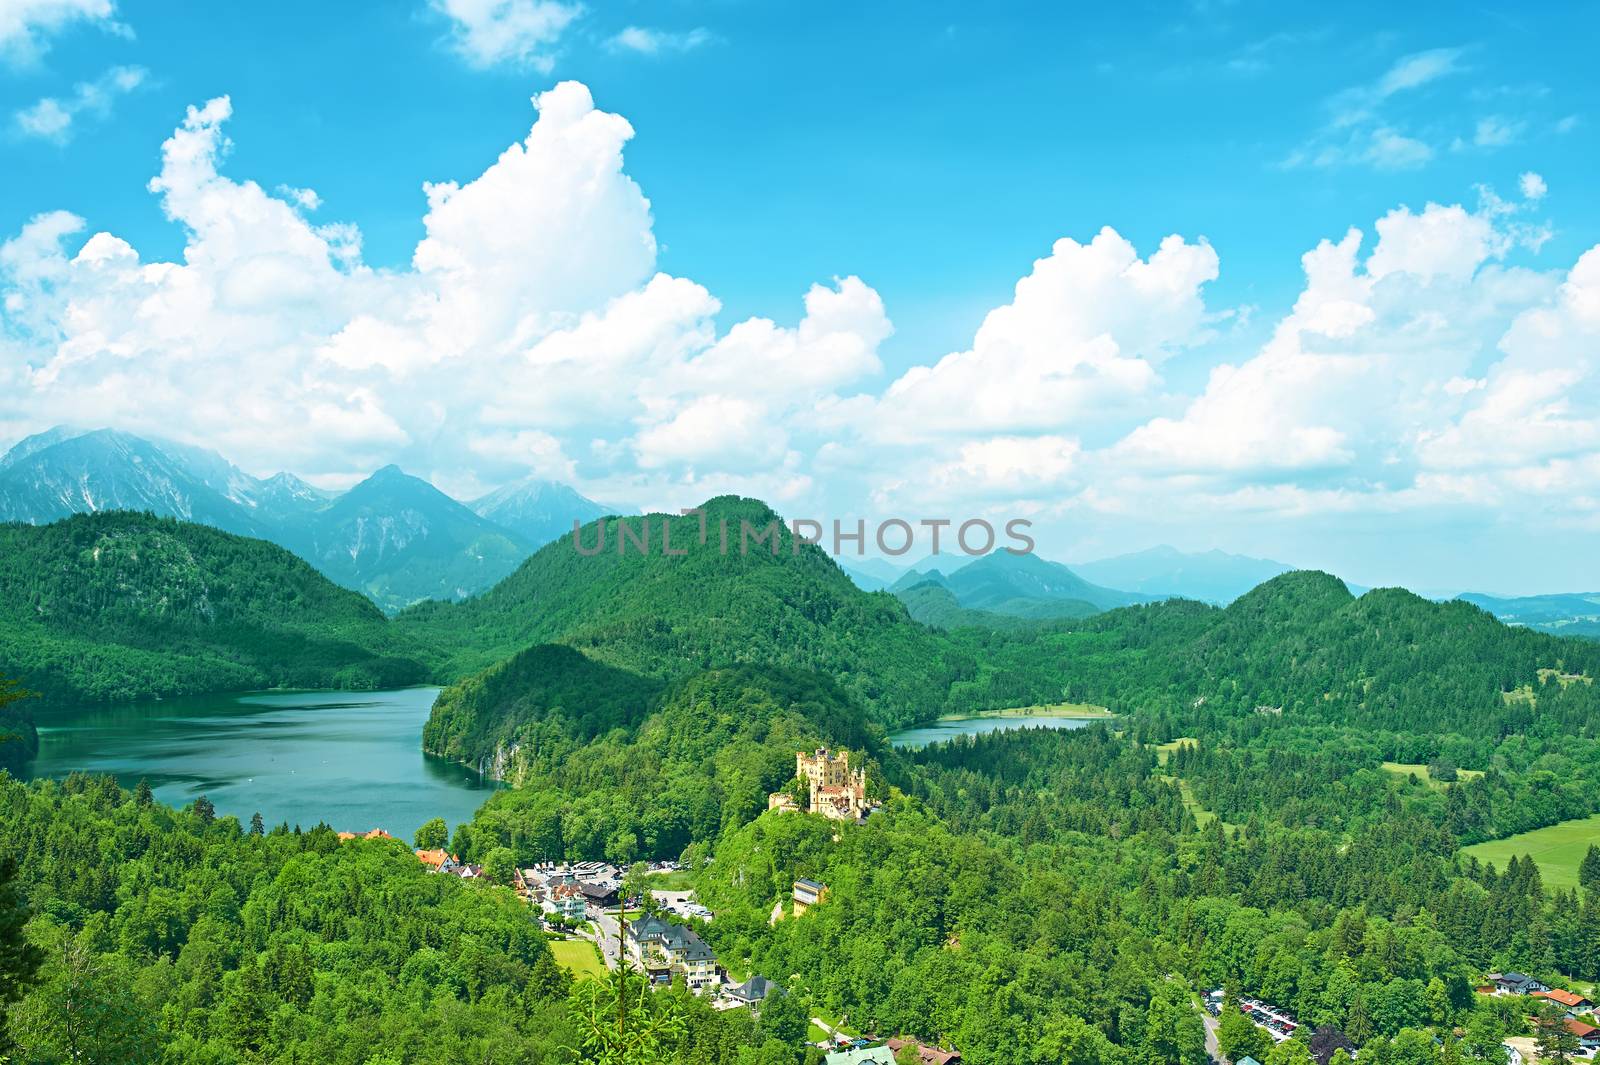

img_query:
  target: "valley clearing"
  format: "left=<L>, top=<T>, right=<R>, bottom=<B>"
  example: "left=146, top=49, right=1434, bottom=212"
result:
left=1462, top=813, right=1600, bottom=891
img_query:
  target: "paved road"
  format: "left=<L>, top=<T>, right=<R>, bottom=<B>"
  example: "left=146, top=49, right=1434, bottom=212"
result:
left=1201, top=1008, right=1222, bottom=1063
left=585, top=908, right=623, bottom=970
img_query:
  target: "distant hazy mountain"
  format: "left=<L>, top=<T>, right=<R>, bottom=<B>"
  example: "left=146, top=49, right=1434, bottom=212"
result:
left=283, top=465, right=533, bottom=613
left=253, top=471, right=334, bottom=525
left=1073, top=545, right=1293, bottom=605
left=0, top=427, right=612, bottom=613
left=469, top=477, right=610, bottom=546
left=0, top=428, right=270, bottom=536
left=1457, top=591, right=1600, bottom=639
left=896, top=579, right=1095, bottom=629
left=838, top=557, right=909, bottom=592
left=893, top=550, right=1148, bottom=616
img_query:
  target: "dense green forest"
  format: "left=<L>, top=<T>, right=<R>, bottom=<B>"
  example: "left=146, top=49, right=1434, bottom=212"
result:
left=5, top=502, right=1600, bottom=1064
left=451, top=665, right=883, bottom=864
left=0, top=773, right=799, bottom=1065
left=0, top=513, right=435, bottom=706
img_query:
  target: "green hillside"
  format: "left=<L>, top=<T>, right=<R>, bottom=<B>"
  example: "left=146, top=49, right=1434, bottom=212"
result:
left=994, top=570, right=1600, bottom=738
left=0, top=512, right=434, bottom=707
left=400, top=496, right=986, bottom=729
left=457, top=664, right=883, bottom=862
left=421, top=642, right=665, bottom=769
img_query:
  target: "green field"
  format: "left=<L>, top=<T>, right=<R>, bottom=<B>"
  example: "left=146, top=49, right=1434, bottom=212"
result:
left=1462, top=813, right=1600, bottom=891
left=1381, top=762, right=1484, bottom=788
left=967, top=700, right=1113, bottom=720
left=1154, top=737, right=1198, bottom=768
left=548, top=937, right=606, bottom=980
left=645, top=869, right=695, bottom=891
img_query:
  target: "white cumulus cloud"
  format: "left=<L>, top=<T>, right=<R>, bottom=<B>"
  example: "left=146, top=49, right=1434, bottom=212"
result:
left=13, top=64, right=146, bottom=143
left=429, top=0, right=582, bottom=71
left=4, top=79, right=1600, bottom=549
left=606, top=26, right=714, bottom=55
left=0, top=0, right=125, bottom=66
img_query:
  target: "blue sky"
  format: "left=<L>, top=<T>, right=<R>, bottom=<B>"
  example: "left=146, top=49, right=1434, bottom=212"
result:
left=3, top=1, right=1600, bottom=593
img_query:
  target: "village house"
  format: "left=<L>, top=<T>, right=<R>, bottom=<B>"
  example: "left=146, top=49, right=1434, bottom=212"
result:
left=723, top=975, right=777, bottom=1014
left=625, top=914, right=718, bottom=990
left=793, top=878, right=830, bottom=916
left=577, top=879, right=620, bottom=908
left=1489, top=972, right=1550, bottom=996
left=544, top=882, right=588, bottom=921
left=886, top=1036, right=963, bottom=1063
left=415, top=848, right=455, bottom=871
left=1532, top=989, right=1594, bottom=1016
left=1563, top=1018, right=1599, bottom=1055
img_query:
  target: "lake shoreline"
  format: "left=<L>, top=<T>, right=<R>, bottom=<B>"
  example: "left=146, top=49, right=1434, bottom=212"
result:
left=889, top=705, right=1111, bottom=750
left=932, top=702, right=1114, bottom=723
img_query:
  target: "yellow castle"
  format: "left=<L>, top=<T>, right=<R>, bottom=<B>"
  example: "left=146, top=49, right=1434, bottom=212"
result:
left=768, top=747, right=876, bottom=822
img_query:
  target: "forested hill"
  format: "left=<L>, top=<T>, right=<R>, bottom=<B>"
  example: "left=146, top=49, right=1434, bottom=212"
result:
left=399, top=496, right=984, bottom=729
left=0, top=512, right=434, bottom=706
left=1013, top=569, right=1600, bottom=737
left=454, top=664, right=886, bottom=859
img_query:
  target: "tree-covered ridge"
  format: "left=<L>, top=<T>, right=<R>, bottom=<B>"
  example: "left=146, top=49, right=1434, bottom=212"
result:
left=0, top=512, right=434, bottom=706
left=457, top=665, right=883, bottom=865
left=971, top=570, right=1600, bottom=738
left=400, top=496, right=987, bottom=730
left=422, top=643, right=666, bottom=769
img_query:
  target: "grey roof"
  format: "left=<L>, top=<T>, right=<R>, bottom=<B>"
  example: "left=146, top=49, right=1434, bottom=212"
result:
left=627, top=914, right=716, bottom=962
left=729, top=975, right=776, bottom=1002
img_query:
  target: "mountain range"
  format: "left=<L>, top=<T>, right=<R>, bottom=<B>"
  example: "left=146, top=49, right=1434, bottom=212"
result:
left=0, top=427, right=612, bottom=613
left=891, top=549, right=1151, bottom=620
left=1071, top=544, right=1294, bottom=605
left=843, top=545, right=1293, bottom=611
left=1455, top=591, right=1600, bottom=639
left=6, top=427, right=1599, bottom=639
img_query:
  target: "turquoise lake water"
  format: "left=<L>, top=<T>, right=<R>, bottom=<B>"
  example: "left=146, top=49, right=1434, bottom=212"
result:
left=23, top=687, right=499, bottom=842
left=888, top=712, right=1099, bottom=749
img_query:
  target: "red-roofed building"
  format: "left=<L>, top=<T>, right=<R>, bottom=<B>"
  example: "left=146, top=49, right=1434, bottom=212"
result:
left=1533, top=989, right=1593, bottom=1015
left=1563, top=1018, right=1598, bottom=1052
left=415, top=848, right=452, bottom=869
